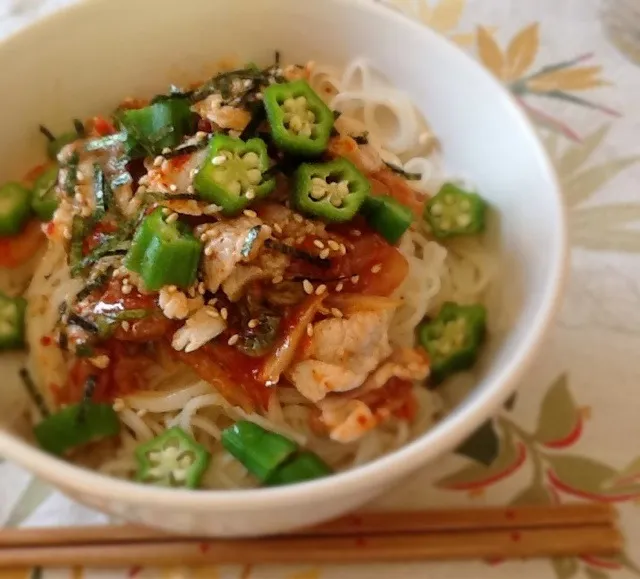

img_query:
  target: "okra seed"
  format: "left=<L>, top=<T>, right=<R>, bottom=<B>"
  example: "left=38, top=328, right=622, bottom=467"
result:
left=337, top=181, right=350, bottom=196
left=247, top=169, right=262, bottom=185
left=440, top=219, right=452, bottom=230
left=312, top=178, right=326, bottom=187
left=245, top=189, right=256, bottom=200
left=329, top=196, right=343, bottom=207
left=444, top=194, right=454, bottom=205
left=310, top=187, right=326, bottom=200
left=284, top=98, right=296, bottom=109
left=228, top=181, right=242, bottom=195
left=457, top=214, right=472, bottom=228
left=242, top=152, right=260, bottom=168
left=460, top=199, right=471, bottom=210
left=430, top=203, right=443, bottom=216
left=211, top=155, right=227, bottom=166
left=289, top=116, right=303, bottom=132
left=299, top=126, right=312, bottom=138
left=295, top=96, right=307, bottom=106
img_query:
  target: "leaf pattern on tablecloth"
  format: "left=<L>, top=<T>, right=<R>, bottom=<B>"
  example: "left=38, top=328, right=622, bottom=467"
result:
left=473, top=25, right=618, bottom=141
left=4, top=477, right=52, bottom=527
left=543, top=126, right=640, bottom=252
left=441, top=375, right=640, bottom=578
left=391, top=0, right=482, bottom=45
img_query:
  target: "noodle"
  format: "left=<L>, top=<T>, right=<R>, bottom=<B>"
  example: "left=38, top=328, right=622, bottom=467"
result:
left=22, top=57, right=496, bottom=490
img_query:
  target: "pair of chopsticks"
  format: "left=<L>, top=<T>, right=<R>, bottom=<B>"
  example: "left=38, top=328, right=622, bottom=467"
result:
left=0, top=504, right=621, bottom=567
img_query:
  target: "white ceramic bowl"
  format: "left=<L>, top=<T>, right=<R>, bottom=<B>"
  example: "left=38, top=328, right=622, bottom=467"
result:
left=0, top=0, right=567, bottom=537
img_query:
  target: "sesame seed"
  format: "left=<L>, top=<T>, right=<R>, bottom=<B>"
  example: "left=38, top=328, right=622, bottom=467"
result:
left=293, top=213, right=304, bottom=223
left=228, top=334, right=240, bottom=346
left=137, top=408, right=148, bottom=417
left=169, top=184, right=178, bottom=192
left=200, top=233, right=208, bottom=242
left=198, top=282, right=206, bottom=295
left=153, top=156, right=164, bottom=167
left=205, top=308, right=219, bottom=318
left=162, top=207, right=171, bottom=215
left=189, top=169, right=197, bottom=179
left=303, top=279, right=314, bottom=294
left=161, top=160, right=171, bottom=172
left=204, top=204, right=221, bottom=215
left=245, top=189, right=255, bottom=200
left=272, top=275, right=284, bottom=284
left=113, top=398, right=125, bottom=412
left=327, top=240, right=340, bottom=251
left=371, top=263, right=382, bottom=274
left=208, top=298, right=218, bottom=306
left=167, top=285, right=178, bottom=293
left=121, top=321, right=130, bottom=332
left=248, top=318, right=259, bottom=329
left=76, top=170, right=85, bottom=182
left=313, top=239, right=325, bottom=249
left=351, top=275, right=360, bottom=284
left=315, top=284, right=327, bottom=295
left=243, top=209, right=257, bottom=218
left=188, top=286, right=196, bottom=298
left=273, top=223, right=283, bottom=234
left=331, top=308, right=343, bottom=318
left=187, top=185, right=195, bottom=194
left=307, top=323, right=314, bottom=337
left=122, top=285, right=132, bottom=295
left=205, top=245, right=214, bottom=256
left=319, top=249, right=330, bottom=259
left=335, top=282, right=344, bottom=292
left=166, top=212, right=179, bottom=224
left=211, top=155, right=227, bottom=166
left=220, top=307, right=228, bottom=320
left=351, top=229, right=362, bottom=237
left=339, top=243, right=347, bottom=255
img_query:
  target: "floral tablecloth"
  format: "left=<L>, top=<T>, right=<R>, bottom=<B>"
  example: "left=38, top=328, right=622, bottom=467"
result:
left=2, top=0, right=640, bottom=577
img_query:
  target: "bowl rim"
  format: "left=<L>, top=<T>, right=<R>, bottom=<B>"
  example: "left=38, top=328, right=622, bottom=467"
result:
left=0, top=0, right=568, bottom=511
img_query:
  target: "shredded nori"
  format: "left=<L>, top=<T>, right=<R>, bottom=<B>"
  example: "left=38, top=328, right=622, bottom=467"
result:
left=67, top=312, right=99, bottom=334
left=19, top=368, right=49, bottom=418
left=264, top=239, right=330, bottom=269
left=384, top=161, right=422, bottom=181
left=73, top=118, right=86, bottom=138
left=38, top=125, right=56, bottom=142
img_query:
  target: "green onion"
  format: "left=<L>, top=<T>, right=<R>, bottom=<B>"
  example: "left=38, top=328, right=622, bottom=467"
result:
left=33, top=403, right=120, bottom=456
left=221, top=421, right=297, bottom=482
left=265, top=452, right=331, bottom=486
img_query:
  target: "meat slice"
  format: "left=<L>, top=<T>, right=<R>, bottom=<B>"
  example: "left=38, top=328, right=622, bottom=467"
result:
left=196, top=217, right=271, bottom=294
left=287, top=311, right=394, bottom=402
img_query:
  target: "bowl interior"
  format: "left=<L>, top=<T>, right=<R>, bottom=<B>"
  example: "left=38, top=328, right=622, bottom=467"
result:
left=0, top=0, right=564, bottom=511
